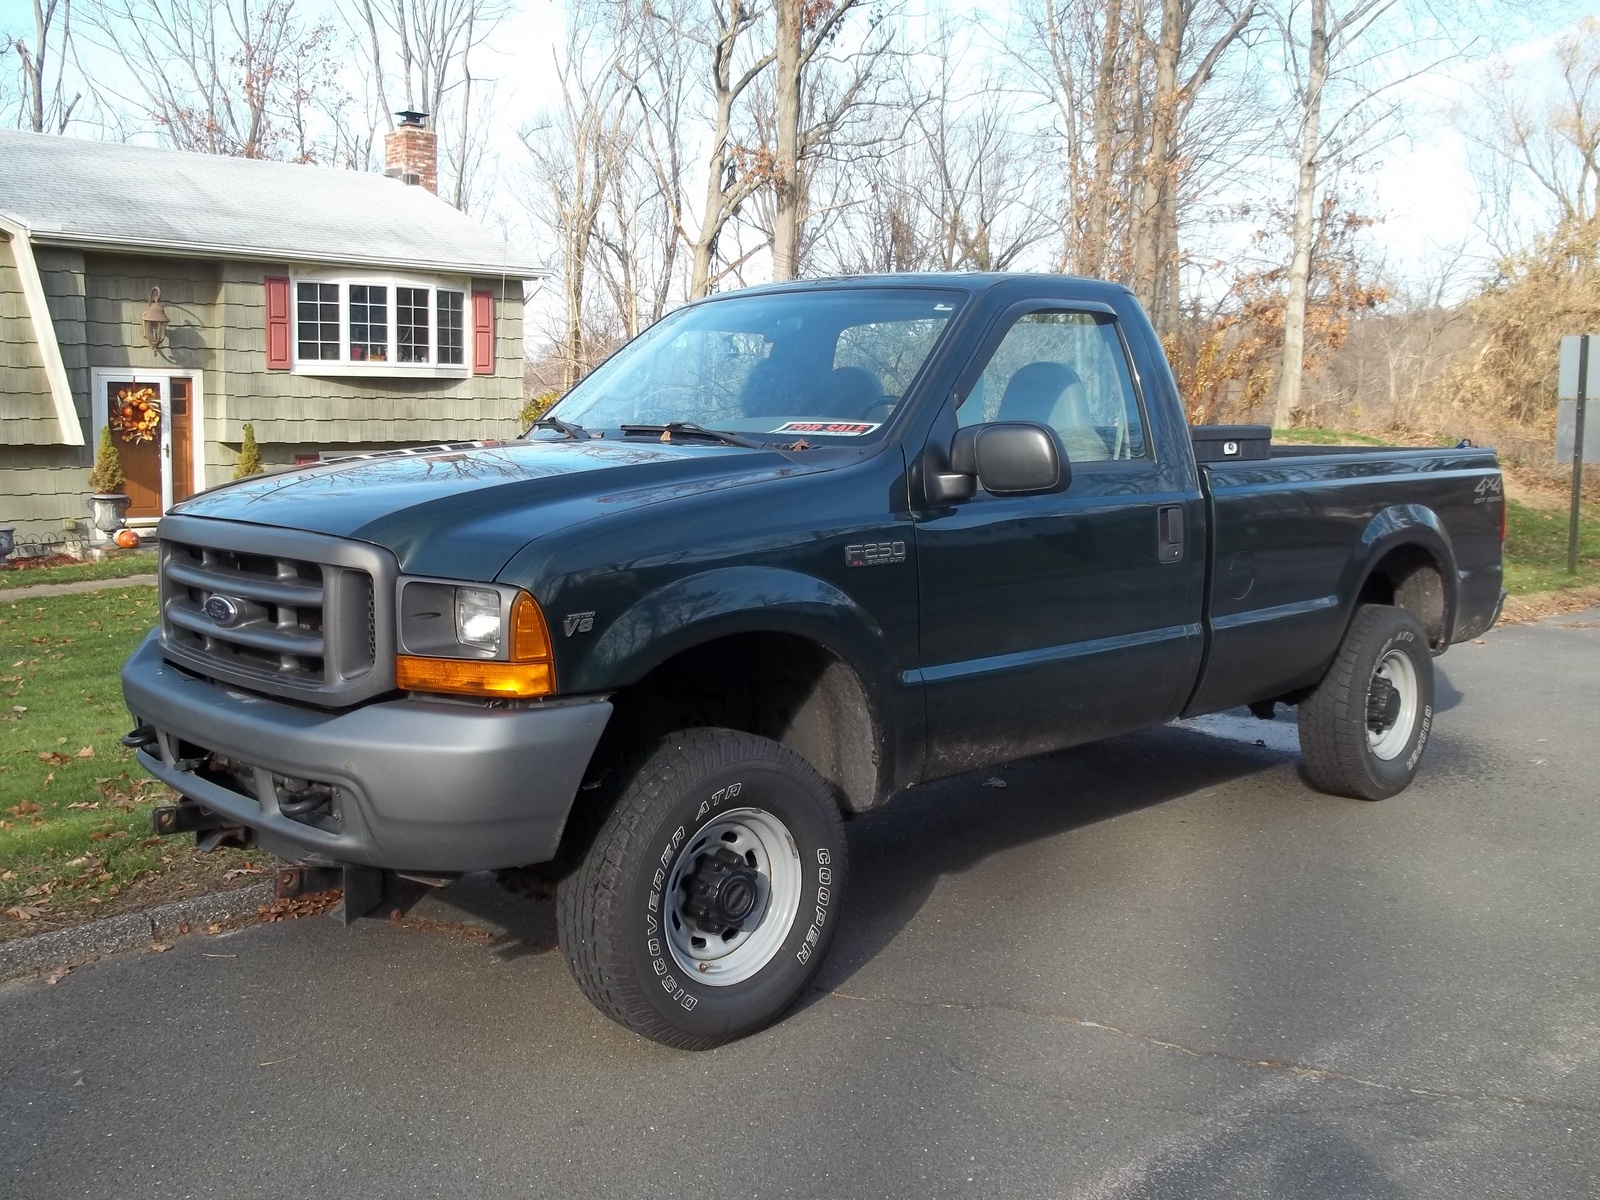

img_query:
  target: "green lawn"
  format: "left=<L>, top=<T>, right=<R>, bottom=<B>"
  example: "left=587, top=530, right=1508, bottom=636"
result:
left=1504, top=498, right=1600, bottom=595
left=1, top=585, right=261, bottom=937
left=0, top=551, right=159, bottom=590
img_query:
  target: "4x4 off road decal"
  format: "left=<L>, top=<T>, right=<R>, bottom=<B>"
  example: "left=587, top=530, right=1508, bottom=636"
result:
left=770, top=421, right=880, bottom=436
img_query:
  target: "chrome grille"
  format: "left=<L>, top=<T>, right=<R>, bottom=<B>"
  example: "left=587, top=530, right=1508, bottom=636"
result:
left=164, top=545, right=330, bottom=680
left=157, top=515, right=397, bottom=707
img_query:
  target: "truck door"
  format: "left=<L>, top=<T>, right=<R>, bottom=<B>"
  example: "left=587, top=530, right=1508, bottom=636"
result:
left=913, top=304, right=1204, bottom=778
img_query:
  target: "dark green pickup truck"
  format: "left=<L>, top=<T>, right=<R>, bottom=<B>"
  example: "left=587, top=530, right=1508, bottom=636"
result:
left=122, top=273, right=1505, bottom=1047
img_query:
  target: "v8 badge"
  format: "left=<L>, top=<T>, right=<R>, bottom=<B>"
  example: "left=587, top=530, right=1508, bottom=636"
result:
left=563, top=611, right=595, bottom=636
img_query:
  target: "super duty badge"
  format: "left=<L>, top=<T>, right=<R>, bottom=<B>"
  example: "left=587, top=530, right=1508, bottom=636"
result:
left=845, top=541, right=906, bottom=567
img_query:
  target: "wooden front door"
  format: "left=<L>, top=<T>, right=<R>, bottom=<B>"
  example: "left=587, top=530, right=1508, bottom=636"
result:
left=170, top=378, right=195, bottom=504
left=108, top=379, right=163, bottom=519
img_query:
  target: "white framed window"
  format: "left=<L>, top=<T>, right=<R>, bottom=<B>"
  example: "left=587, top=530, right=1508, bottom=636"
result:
left=290, top=275, right=471, bottom=377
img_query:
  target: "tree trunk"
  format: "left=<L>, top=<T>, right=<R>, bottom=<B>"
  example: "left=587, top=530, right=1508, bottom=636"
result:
left=1087, top=0, right=1125, bottom=278
left=1131, top=0, right=1180, bottom=322
left=1274, top=0, right=1328, bottom=429
left=771, top=0, right=802, bottom=280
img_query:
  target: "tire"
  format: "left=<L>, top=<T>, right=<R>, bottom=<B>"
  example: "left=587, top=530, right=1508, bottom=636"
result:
left=556, top=728, right=847, bottom=1049
left=1298, top=604, right=1435, bottom=801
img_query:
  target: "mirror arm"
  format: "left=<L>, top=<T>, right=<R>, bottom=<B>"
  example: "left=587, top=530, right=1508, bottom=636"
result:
left=921, top=441, right=976, bottom=505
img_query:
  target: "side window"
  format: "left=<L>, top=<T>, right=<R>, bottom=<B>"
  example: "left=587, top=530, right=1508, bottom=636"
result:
left=957, top=311, right=1146, bottom=462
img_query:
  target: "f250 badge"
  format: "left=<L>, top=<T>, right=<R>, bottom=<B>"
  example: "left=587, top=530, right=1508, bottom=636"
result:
left=563, top=611, right=595, bottom=636
left=845, top=541, right=906, bottom=567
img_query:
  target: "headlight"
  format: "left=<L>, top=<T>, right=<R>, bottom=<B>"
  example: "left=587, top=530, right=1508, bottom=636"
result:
left=454, top=587, right=502, bottom=653
left=395, top=579, right=555, bottom=698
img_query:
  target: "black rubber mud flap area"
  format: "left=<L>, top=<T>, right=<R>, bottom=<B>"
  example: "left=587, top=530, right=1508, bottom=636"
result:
left=556, top=728, right=847, bottom=1050
left=1299, top=604, right=1436, bottom=801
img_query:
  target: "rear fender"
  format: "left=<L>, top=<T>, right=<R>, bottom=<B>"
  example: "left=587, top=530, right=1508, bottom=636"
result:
left=1345, top=504, right=1459, bottom=643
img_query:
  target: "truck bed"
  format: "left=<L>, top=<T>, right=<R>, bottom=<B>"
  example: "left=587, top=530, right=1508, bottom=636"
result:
left=1183, top=443, right=1505, bottom=718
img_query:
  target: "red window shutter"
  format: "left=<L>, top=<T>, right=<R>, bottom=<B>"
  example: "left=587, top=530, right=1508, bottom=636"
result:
left=265, top=276, right=291, bottom=370
left=471, top=290, right=494, bottom=375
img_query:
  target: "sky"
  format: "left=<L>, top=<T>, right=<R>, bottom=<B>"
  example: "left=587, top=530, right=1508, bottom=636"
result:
left=3, top=0, right=1596, bottom=304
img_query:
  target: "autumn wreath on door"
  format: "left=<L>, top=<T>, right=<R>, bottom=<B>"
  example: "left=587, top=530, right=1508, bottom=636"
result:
left=110, top=384, right=161, bottom=443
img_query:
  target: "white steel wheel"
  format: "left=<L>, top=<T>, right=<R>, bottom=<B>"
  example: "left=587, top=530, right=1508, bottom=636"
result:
left=663, top=806, right=803, bottom=987
left=1366, top=648, right=1419, bottom=761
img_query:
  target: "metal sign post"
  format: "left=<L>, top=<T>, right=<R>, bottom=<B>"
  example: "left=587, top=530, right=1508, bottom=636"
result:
left=1560, top=335, right=1595, bottom=574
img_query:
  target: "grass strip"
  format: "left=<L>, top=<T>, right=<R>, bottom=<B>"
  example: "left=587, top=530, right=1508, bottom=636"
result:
left=0, top=553, right=159, bottom=590
left=1, top=586, right=262, bottom=939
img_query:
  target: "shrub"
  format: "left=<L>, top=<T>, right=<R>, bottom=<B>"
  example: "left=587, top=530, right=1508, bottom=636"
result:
left=87, top=427, right=125, bottom=494
left=234, top=423, right=264, bottom=478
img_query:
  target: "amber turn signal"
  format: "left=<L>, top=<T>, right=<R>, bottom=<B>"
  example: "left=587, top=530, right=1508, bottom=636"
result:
left=509, top=591, right=552, bottom=662
left=396, top=589, right=556, bottom=698
left=395, top=656, right=553, bottom=698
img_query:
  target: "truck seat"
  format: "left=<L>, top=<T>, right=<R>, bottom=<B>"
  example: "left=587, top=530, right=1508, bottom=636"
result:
left=995, top=362, right=1110, bottom=461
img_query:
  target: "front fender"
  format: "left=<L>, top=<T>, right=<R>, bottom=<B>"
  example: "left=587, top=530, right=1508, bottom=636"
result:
left=570, top=565, right=899, bottom=699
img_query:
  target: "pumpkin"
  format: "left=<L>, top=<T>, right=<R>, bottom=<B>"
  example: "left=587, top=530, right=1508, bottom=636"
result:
left=114, top=528, right=141, bottom=549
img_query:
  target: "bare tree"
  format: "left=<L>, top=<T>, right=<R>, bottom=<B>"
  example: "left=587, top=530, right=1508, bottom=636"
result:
left=344, top=0, right=508, bottom=208
left=1271, top=0, right=1461, bottom=426
left=1016, top=0, right=1261, bottom=325
left=1129, top=0, right=1260, bottom=331
left=522, top=5, right=632, bottom=388
left=12, top=0, right=82, bottom=132
left=768, top=0, right=893, bottom=278
left=85, top=0, right=340, bottom=159
left=623, top=0, right=775, bottom=298
left=1467, top=17, right=1600, bottom=253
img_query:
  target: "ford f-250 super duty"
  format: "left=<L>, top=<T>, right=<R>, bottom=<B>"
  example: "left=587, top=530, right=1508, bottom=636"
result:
left=122, top=273, right=1505, bottom=1048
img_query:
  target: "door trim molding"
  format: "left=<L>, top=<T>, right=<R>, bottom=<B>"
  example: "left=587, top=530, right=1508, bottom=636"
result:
left=89, top=366, right=205, bottom=520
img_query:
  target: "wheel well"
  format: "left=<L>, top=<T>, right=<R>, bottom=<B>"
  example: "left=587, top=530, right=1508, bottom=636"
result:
left=1357, top=545, right=1447, bottom=649
left=587, top=632, right=882, bottom=813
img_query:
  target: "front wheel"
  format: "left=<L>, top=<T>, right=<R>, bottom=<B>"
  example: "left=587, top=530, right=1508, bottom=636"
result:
left=1298, top=604, right=1435, bottom=801
left=556, top=729, right=847, bottom=1049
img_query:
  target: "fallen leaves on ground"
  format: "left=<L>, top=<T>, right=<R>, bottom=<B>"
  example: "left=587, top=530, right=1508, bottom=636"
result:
left=148, top=941, right=172, bottom=953
left=46, top=964, right=72, bottom=985
left=258, top=890, right=342, bottom=923
left=1501, top=584, right=1600, bottom=624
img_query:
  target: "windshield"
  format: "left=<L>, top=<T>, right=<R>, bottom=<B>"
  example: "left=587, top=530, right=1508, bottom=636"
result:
left=548, top=288, right=964, bottom=441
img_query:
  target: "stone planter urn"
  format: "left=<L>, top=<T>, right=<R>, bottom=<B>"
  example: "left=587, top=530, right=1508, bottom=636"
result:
left=88, top=492, right=131, bottom=542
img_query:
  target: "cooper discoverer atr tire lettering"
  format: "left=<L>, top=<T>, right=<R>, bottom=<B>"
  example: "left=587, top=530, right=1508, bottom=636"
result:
left=1298, top=604, right=1436, bottom=801
left=556, top=728, right=847, bottom=1049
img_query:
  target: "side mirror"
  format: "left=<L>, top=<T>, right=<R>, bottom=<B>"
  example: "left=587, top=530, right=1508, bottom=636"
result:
left=951, top=422, right=1071, bottom=496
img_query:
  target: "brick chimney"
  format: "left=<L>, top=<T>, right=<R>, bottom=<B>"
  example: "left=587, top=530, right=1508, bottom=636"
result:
left=385, top=110, right=437, bottom=194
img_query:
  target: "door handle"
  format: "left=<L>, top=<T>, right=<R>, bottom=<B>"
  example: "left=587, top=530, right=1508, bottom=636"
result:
left=1158, top=505, right=1183, bottom=563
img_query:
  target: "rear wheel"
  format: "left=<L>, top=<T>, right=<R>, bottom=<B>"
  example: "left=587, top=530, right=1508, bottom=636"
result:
left=556, top=728, right=846, bottom=1049
left=1298, top=604, right=1435, bottom=801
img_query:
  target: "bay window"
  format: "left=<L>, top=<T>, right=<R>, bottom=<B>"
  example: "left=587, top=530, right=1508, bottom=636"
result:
left=290, top=276, right=470, bottom=374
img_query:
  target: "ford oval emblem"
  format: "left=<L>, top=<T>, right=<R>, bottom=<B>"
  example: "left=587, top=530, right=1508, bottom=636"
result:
left=203, top=594, right=242, bottom=625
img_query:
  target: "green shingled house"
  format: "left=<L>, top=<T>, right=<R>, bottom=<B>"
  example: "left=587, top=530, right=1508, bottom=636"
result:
left=1, top=124, right=543, bottom=540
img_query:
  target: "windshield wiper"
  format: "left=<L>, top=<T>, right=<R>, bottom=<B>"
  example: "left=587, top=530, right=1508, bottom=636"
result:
left=619, top=422, right=765, bottom=449
left=525, top=415, right=592, bottom=441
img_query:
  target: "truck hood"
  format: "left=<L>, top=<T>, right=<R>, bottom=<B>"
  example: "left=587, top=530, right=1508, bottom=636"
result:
left=171, top=439, right=827, bottom=579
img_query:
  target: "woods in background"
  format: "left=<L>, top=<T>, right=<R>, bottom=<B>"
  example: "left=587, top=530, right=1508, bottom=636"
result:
left=6, top=0, right=1599, bottom=476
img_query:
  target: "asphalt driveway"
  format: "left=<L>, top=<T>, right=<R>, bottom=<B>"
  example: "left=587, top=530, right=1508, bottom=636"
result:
left=3, top=611, right=1597, bottom=1199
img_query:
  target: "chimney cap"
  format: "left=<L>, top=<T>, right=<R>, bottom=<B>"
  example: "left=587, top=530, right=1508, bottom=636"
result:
left=396, top=110, right=429, bottom=128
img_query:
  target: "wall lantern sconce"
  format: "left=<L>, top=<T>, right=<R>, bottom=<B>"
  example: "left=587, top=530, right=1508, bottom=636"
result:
left=141, top=287, right=170, bottom=351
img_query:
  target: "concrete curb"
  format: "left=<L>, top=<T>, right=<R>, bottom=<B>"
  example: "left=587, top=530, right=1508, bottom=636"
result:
left=0, top=885, right=271, bottom=982
left=0, top=573, right=157, bottom=600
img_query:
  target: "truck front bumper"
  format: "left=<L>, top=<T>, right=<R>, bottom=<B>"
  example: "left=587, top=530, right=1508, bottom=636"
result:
left=121, top=632, right=613, bottom=873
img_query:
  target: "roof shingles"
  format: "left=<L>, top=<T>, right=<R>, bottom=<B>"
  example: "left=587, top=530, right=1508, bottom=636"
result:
left=0, top=130, right=542, bottom=278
